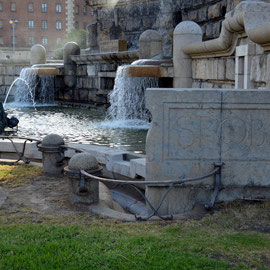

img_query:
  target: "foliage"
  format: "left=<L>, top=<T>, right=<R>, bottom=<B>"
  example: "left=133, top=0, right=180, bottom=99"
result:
left=54, top=29, right=87, bottom=59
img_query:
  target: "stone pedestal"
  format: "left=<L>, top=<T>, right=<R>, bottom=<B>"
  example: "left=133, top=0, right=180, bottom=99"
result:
left=64, top=42, right=80, bottom=88
left=146, top=88, right=270, bottom=215
left=30, top=44, right=46, bottom=66
left=39, top=134, right=65, bottom=175
left=139, top=30, right=163, bottom=59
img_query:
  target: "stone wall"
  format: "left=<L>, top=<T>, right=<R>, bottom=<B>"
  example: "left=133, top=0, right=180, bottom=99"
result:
left=54, top=51, right=139, bottom=107
left=0, top=60, right=30, bottom=101
left=192, top=57, right=235, bottom=89
left=86, top=0, right=253, bottom=56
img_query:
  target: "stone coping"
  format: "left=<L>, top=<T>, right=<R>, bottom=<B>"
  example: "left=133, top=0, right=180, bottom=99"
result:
left=71, top=50, right=139, bottom=64
left=0, top=140, right=146, bottom=179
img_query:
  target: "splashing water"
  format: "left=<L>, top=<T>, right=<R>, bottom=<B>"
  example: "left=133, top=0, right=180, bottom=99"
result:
left=107, top=66, right=158, bottom=122
left=4, top=68, right=54, bottom=108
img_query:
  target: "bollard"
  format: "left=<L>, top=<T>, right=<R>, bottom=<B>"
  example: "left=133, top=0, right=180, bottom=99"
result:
left=173, top=21, right=202, bottom=88
left=37, top=134, right=66, bottom=175
left=139, top=30, right=163, bottom=59
left=64, top=153, right=102, bottom=204
left=30, top=44, right=46, bottom=66
left=63, top=42, right=80, bottom=88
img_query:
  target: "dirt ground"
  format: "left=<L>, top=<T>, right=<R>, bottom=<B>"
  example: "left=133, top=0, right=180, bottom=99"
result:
left=0, top=170, right=270, bottom=230
left=0, top=174, right=99, bottom=225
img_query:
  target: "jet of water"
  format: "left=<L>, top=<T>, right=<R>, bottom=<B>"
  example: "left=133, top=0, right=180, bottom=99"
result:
left=107, top=65, right=158, bottom=121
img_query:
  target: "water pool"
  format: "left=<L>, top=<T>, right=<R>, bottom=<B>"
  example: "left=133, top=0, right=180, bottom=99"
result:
left=5, top=105, right=149, bottom=154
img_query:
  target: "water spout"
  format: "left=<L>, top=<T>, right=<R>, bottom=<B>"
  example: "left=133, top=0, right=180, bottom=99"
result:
left=107, top=66, right=158, bottom=122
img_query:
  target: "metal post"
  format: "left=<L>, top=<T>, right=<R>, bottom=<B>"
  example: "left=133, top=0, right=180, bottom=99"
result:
left=9, top=20, right=18, bottom=53
left=12, top=23, right=15, bottom=53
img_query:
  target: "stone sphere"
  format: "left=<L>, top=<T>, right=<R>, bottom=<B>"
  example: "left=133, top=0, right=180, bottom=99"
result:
left=30, top=44, right=46, bottom=65
left=42, top=134, right=64, bottom=146
left=174, top=21, right=202, bottom=36
left=139, top=30, right=162, bottom=42
left=68, top=153, right=99, bottom=171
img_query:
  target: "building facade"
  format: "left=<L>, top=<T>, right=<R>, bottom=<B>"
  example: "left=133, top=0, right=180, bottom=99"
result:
left=0, top=0, right=94, bottom=52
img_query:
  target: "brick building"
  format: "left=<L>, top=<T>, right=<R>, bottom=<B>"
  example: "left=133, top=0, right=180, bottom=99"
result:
left=0, top=0, right=94, bottom=52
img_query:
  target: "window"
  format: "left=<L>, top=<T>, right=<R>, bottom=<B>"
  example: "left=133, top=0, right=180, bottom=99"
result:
left=0, top=20, right=3, bottom=29
left=0, top=37, right=3, bottom=45
left=83, top=6, right=87, bottom=15
left=56, top=4, right=61, bottom=13
left=28, top=20, right=34, bottom=29
left=0, top=2, right=3, bottom=12
left=42, top=37, right=48, bottom=45
left=11, top=2, right=16, bottom=12
left=28, top=36, right=35, bottom=46
left=75, top=22, right=79, bottom=29
left=75, top=5, right=79, bottom=14
left=28, top=3, right=34, bottom=12
left=56, top=38, right=61, bottom=45
left=56, top=21, right=62, bottom=30
left=41, top=3, right=47, bottom=13
left=42, top=20, right=47, bottom=29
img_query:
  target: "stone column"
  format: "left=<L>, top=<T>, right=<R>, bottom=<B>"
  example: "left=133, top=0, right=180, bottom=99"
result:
left=173, top=21, right=202, bottom=88
left=30, top=44, right=46, bottom=66
left=63, top=42, right=80, bottom=88
left=139, top=30, right=163, bottom=59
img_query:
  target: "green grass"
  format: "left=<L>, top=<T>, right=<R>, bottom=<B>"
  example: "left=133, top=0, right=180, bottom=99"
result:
left=0, top=164, right=42, bottom=186
left=0, top=213, right=269, bottom=270
left=0, top=165, right=269, bottom=269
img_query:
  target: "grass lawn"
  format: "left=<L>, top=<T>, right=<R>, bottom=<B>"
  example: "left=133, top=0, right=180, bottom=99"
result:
left=0, top=165, right=269, bottom=269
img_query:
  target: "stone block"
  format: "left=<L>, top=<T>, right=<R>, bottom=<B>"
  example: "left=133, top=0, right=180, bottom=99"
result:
left=124, top=18, right=142, bottom=32
left=87, top=65, right=97, bottom=76
left=4, top=76, right=15, bottom=85
left=188, top=10, right=198, bottom=21
left=0, top=66, right=6, bottom=75
left=225, top=58, right=235, bottom=81
left=197, top=6, right=208, bottom=22
left=82, top=77, right=95, bottom=89
left=77, top=65, right=87, bottom=76
left=76, top=77, right=83, bottom=89
left=95, top=95, right=107, bottom=104
left=145, top=88, right=270, bottom=215
left=208, top=3, right=221, bottom=19
left=79, top=90, right=89, bottom=102
left=99, top=40, right=127, bottom=53
left=250, top=54, right=267, bottom=84
left=88, top=89, right=97, bottom=102
left=63, top=89, right=73, bottom=100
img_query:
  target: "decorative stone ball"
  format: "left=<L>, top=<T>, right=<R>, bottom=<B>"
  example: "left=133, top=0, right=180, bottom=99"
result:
left=68, top=153, right=99, bottom=171
left=42, top=134, right=64, bottom=146
left=30, top=44, right=46, bottom=65
left=174, top=21, right=202, bottom=36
